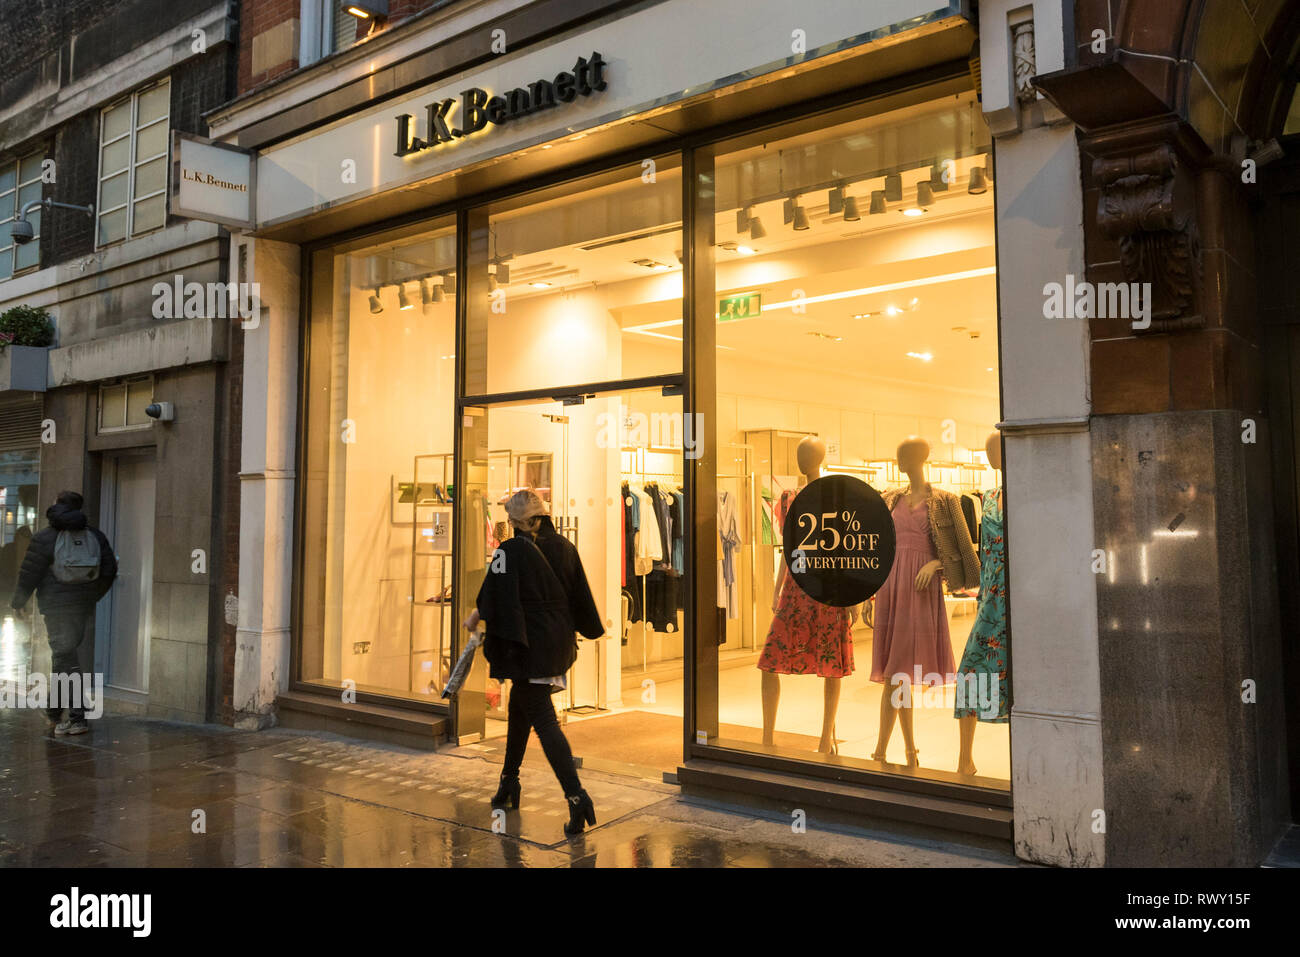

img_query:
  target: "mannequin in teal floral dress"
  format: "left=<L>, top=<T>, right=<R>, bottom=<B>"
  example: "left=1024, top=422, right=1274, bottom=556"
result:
left=955, top=435, right=1009, bottom=777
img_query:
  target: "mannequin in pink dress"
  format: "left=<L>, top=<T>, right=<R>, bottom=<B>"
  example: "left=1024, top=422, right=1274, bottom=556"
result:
left=870, top=437, right=954, bottom=769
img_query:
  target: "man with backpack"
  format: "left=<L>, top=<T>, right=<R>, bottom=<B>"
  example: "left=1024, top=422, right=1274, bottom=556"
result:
left=9, top=491, right=117, bottom=735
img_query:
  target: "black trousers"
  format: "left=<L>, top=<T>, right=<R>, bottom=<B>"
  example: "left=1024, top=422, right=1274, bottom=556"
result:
left=44, top=610, right=92, bottom=721
left=502, top=681, right=581, bottom=797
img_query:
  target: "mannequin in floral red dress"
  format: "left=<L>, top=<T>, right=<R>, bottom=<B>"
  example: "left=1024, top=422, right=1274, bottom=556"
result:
left=757, top=436, right=859, bottom=754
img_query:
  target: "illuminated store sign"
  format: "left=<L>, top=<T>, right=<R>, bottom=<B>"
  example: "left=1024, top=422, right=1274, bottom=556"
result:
left=395, top=51, right=609, bottom=157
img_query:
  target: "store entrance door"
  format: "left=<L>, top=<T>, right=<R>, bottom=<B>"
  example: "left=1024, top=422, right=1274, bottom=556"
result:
left=455, top=381, right=689, bottom=779
left=95, top=452, right=156, bottom=694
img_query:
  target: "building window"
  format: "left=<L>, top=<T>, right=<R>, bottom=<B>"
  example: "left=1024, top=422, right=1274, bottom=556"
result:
left=0, top=153, right=45, bottom=280
left=96, top=79, right=170, bottom=247
left=98, top=377, right=154, bottom=433
left=300, top=1, right=362, bottom=66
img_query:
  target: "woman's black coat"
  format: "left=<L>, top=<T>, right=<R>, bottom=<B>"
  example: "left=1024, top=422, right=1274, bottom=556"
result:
left=475, top=516, right=604, bottom=683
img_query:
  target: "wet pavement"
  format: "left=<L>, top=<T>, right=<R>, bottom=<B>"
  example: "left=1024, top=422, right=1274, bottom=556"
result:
left=0, top=711, right=1024, bottom=867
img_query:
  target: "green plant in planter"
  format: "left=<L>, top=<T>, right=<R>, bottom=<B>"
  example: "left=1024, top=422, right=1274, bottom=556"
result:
left=0, top=305, right=55, bottom=353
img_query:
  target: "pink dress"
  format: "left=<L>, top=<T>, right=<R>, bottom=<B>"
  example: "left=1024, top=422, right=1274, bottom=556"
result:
left=870, top=497, right=954, bottom=687
left=757, top=489, right=854, bottom=678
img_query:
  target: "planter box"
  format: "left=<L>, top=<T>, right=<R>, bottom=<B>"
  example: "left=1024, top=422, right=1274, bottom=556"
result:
left=0, top=345, right=49, bottom=392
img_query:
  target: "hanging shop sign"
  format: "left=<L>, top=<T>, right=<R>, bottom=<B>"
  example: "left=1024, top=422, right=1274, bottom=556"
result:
left=782, top=474, right=895, bottom=607
left=718, top=292, right=761, bottom=322
left=395, top=52, right=609, bottom=157
left=170, top=132, right=255, bottom=229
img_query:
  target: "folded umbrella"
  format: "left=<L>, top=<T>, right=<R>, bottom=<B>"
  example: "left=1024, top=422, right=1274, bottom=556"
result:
left=442, top=628, right=484, bottom=699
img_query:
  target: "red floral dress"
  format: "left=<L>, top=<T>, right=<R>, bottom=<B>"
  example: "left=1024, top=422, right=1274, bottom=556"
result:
left=757, top=489, right=855, bottom=677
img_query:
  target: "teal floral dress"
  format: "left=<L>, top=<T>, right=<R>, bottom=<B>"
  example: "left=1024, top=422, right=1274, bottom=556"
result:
left=954, top=488, right=1009, bottom=721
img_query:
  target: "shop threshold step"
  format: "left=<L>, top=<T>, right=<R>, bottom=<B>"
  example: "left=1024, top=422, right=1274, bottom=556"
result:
left=276, top=690, right=448, bottom=750
left=677, top=759, right=1013, bottom=841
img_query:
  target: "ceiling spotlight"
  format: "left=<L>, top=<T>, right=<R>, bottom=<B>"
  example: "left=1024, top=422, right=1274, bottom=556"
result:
left=828, top=184, right=845, bottom=215
left=984, top=154, right=994, bottom=182
left=906, top=351, right=933, bottom=361
left=369, top=288, right=383, bottom=314
left=930, top=163, right=949, bottom=192
left=442, top=272, right=457, bottom=295
left=909, top=297, right=920, bottom=310
left=842, top=195, right=860, bottom=222
left=398, top=284, right=414, bottom=311
left=884, top=173, right=903, bottom=202
left=529, top=281, right=553, bottom=288
left=792, top=203, right=810, bottom=231
left=420, top=279, right=433, bottom=308
left=853, top=312, right=875, bottom=319
left=884, top=305, right=903, bottom=316
left=749, top=216, right=766, bottom=240
left=869, top=190, right=886, bottom=215
left=902, top=207, right=925, bottom=218
left=783, top=197, right=795, bottom=225
left=736, top=207, right=751, bottom=233
left=431, top=280, right=445, bottom=304
left=488, top=274, right=498, bottom=293
left=916, top=182, right=935, bottom=207
left=496, top=262, right=510, bottom=284
left=734, top=244, right=756, bottom=256
left=967, top=166, right=989, bottom=195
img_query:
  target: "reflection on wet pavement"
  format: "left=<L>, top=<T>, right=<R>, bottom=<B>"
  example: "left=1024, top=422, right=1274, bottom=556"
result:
left=0, top=712, right=1019, bottom=868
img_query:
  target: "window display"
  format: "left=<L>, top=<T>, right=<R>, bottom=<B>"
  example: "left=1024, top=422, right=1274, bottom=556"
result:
left=697, top=90, right=1009, bottom=788
left=299, top=216, right=458, bottom=701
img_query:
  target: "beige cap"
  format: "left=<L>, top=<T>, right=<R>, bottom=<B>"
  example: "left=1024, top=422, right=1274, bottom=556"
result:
left=504, top=488, right=547, bottom=526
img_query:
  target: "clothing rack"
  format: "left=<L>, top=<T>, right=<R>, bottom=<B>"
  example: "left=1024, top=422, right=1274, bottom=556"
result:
left=621, top=447, right=684, bottom=672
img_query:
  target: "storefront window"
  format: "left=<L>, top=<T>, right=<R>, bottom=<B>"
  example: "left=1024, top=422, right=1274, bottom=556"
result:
left=696, top=91, right=1008, bottom=788
left=299, top=216, right=458, bottom=701
left=462, top=155, right=683, bottom=397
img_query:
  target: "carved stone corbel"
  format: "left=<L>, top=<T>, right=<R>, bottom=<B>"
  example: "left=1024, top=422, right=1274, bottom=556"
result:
left=1013, top=21, right=1036, bottom=105
left=1093, top=144, right=1203, bottom=332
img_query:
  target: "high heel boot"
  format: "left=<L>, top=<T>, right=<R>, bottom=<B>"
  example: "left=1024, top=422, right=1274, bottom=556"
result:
left=563, top=789, right=597, bottom=835
left=490, top=773, right=520, bottom=809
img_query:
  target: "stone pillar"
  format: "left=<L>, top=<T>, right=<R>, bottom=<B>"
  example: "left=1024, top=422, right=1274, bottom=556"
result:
left=231, top=237, right=300, bottom=729
left=981, top=0, right=1108, bottom=867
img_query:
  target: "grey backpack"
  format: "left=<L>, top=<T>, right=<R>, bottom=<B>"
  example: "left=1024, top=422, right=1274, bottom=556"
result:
left=52, top=529, right=101, bottom=584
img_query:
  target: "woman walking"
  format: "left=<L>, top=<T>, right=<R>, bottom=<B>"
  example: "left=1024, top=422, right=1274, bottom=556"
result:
left=463, top=489, right=605, bottom=835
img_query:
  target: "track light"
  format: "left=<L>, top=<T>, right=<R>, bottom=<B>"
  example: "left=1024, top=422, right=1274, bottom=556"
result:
left=432, top=281, right=445, bottom=303
left=420, top=279, right=433, bottom=309
left=369, top=288, right=383, bottom=314
left=783, top=197, right=794, bottom=225
left=930, top=163, right=949, bottom=192
left=792, top=201, right=809, bottom=231
left=443, top=272, right=456, bottom=295
left=736, top=206, right=751, bottom=233
left=398, top=284, right=414, bottom=311
left=488, top=274, right=498, bottom=293
left=748, top=216, right=766, bottom=240
left=869, top=190, right=886, bottom=215
left=496, top=262, right=510, bottom=285
left=828, top=185, right=844, bottom=215
left=967, top=166, right=989, bottom=195
left=884, top=173, right=903, bottom=202
left=916, top=182, right=935, bottom=207
left=842, top=195, right=860, bottom=222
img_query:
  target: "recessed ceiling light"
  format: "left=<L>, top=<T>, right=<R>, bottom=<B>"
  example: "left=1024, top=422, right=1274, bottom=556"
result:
left=808, top=332, right=843, bottom=342
left=902, top=207, right=925, bottom=218
left=529, top=281, right=552, bottom=288
left=853, top=312, right=875, bottom=319
left=734, top=244, right=756, bottom=256
left=906, top=351, right=933, bottom=361
left=541, top=144, right=553, bottom=150
left=884, top=305, right=903, bottom=316
left=986, top=367, right=994, bottom=372
left=569, top=133, right=587, bottom=141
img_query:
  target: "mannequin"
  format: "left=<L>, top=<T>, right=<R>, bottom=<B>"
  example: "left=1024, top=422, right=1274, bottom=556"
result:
left=955, top=432, right=1009, bottom=776
left=758, top=435, right=857, bottom=754
left=870, top=436, right=979, bottom=768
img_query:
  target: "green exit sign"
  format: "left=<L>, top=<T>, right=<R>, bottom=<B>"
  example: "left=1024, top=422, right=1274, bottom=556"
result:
left=718, top=292, right=761, bottom=322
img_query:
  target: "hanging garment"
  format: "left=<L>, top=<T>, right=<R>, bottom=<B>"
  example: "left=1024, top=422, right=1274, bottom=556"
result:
left=717, top=490, right=740, bottom=619
left=954, top=487, right=1009, bottom=722
left=671, top=489, right=685, bottom=576
left=648, top=483, right=674, bottom=572
left=757, top=488, right=854, bottom=677
left=870, top=494, right=955, bottom=688
left=960, top=493, right=979, bottom=544
left=632, top=484, right=662, bottom=575
left=620, top=484, right=627, bottom=589
left=645, top=569, right=680, bottom=632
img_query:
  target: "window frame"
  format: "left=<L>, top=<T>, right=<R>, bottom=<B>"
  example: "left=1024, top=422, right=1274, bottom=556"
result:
left=95, top=78, right=171, bottom=249
left=97, top=376, right=155, bottom=434
left=0, top=152, right=46, bottom=280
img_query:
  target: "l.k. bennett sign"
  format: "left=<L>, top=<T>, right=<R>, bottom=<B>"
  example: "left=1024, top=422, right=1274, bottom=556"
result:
left=395, top=51, right=608, bottom=157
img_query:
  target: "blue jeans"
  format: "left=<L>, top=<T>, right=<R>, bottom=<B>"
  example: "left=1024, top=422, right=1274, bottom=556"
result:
left=43, top=610, right=92, bottom=722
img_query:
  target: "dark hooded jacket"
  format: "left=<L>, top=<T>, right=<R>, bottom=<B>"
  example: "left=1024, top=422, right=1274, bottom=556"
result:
left=10, top=503, right=117, bottom=613
left=476, top=516, right=604, bottom=683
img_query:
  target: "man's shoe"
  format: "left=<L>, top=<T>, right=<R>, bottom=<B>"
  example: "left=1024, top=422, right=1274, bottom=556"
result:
left=54, top=719, right=89, bottom=736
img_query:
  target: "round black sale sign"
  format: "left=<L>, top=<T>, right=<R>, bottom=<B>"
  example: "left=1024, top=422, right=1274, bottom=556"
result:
left=781, top=474, right=896, bottom=607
